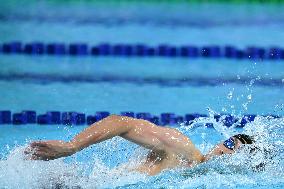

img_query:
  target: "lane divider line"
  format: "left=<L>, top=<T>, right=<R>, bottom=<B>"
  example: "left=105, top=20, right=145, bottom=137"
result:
left=0, top=110, right=280, bottom=128
left=1, top=42, right=284, bottom=60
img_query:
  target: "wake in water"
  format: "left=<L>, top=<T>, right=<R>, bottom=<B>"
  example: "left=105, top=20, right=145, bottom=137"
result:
left=0, top=145, right=149, bottom=189
left=0, top=116, right=283, bottom=189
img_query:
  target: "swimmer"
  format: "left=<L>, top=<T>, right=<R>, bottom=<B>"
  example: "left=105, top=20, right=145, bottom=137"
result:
left=26, top=115, right=255, bottom=175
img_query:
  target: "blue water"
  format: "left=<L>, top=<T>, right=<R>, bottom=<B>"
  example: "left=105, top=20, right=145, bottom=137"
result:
left=0, top=118, right=283, bottom=188
left=0, top=56, right=283, bottom=115
left=0, top=1, right=284, bottom=189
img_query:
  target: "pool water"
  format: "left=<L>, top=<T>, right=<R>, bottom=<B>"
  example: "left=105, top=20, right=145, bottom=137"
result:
left=0, top=1, right=284, bottom=189
left=0, top=117, right=283, bottom=188
left=0, top=56, right=283, bottom=115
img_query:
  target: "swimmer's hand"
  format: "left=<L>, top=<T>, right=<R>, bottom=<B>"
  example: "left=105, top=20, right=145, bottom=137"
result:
left=25, top=140, right=76, bottom=160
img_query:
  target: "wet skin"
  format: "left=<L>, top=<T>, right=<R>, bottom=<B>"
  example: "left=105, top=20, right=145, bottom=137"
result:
left=204, top=137, right=242, bottom=161
left=26, top=115, right=242, bottom=175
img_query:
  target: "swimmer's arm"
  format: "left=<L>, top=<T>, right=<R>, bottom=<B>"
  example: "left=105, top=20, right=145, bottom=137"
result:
left=28, top=115, right=163, bottom=160
left=28, top=115, right=202, bottom=161
left=69, top=115, right=203, bottom=161
left=68, top=115, right=166, bottom=152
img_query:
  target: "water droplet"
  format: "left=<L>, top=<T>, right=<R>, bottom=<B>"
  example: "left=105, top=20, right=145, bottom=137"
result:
left=282, top=79, right=284, bottom=83
left=247, top=94, right=252, bottom=100
left=242, top=103, right=248, bottom=110
left=227, top=91, right=233, bottom=99
left=250, top=79, right=255, bottom=86
left=237, top=75, right=241, bottom=80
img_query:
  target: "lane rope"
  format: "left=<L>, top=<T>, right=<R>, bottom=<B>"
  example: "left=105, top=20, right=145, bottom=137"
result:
left=0, top=110, right=280, bottom=127
left=1, top=42, right=284, bottom=60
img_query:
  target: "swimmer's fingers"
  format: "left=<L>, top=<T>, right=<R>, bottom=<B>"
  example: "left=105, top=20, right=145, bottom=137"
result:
left=31, top=150, right=54, bottom=161
left=26, top=154, right=45, bottom=161
left=26, top=140, right=72, bottom=160
left=24, top=149, right=49, bottom=161
left=25, top=142, right=50, bottom=155
left=24, top=146, right=33, bottom=155
left=30, top=141, right=49, bottom=148
left=24, top=144, right=52, bottom=160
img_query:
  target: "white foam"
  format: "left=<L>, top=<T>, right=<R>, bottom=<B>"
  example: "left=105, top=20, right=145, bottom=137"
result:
left=0, top=116, right=283, bottom=188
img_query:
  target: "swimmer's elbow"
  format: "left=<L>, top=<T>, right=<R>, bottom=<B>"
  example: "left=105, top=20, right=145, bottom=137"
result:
left=104, top=114, right=135, bottom=134
left=105, top=114, right=122, bottom=121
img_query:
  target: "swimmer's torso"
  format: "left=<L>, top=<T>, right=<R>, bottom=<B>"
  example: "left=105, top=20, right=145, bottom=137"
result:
left=115, top=124, right=205, bottom=175
left=135, top=149, right=200, bottom=175
left=121, top=124, right=204, bottom=175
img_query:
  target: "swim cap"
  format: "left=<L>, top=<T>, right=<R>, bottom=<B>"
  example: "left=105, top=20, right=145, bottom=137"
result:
left=233, top=134, right=255, bottom=144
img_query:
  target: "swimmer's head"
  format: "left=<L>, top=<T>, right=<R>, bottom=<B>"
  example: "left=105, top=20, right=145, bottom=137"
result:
left=204, top=134, right=274, bottom=171
left=204, top=134, right=255, bottom=161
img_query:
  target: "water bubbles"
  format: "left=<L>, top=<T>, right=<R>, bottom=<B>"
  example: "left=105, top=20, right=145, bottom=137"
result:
left=249, top=79, right=255, bottom=86
left=206, top=107, right=218, bottom=119
left=227, top=91, right=233, bottom=100
left=274, top=104, right=284, bottom=114
left=247, top=94, right=252, bottom=100
left=242, top=103, right=248, bottom=110
left=1, top=117, right=283, bottom=188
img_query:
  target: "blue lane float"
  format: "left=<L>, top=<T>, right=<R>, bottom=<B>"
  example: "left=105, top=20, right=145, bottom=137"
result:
left=0, top=111, right=11, bottom=124
left=2, top=42, right=22, bottom=53
left=46, top=43, right=66, bottom=55
left=201, top=46, right=221, bottom=58
left=69, top=43, right=88, bottom=55
left=24, top=42, right=45, bottom=55
left=1, top=42, right=284, bottom=60
left=0, top=110, right=280, bottom=128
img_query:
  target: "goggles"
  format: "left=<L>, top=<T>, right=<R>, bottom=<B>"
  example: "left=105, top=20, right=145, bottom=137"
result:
left=223, top=137, right=235, bottom=150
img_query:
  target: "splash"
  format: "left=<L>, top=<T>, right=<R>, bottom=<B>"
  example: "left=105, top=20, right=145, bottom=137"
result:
left=0, top=146, right=83, bottom=189
left=0, top=116, right=283, bottom=188
left=179, top=116, right=284, bottom=189
left=0, top=144, right=148, bottom=189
